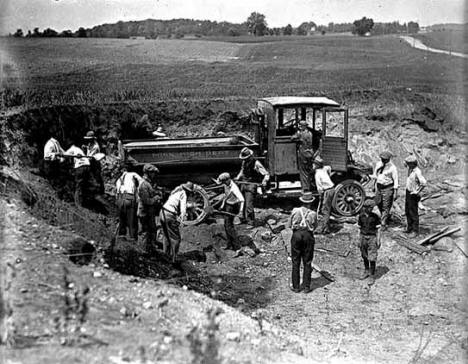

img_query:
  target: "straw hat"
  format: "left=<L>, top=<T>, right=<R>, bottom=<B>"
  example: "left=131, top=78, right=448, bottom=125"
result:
left=216, top=172, right=231, bottom=184
left=299, top=192, right=315, bottom=203
left=239, top=147, right=254, bottom=160
left=143, top=163, right=159, bottom=174
left=182, top=181, right=194, bottom=192
left=84, top=131, right=96, bottom=140
left=313, top=156, right=324, bottom=167
left=404, top=155, right=418, bottom=164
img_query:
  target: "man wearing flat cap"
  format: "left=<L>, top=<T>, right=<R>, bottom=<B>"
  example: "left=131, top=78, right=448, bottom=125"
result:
left=160, top=181, right=194, bottom=262
left=291, top=120, right=320, bottom=192
left=83, top=130, right=104, bottom=194
left=235, top=147, right=269, bottom=225
left=137, top=164, right=163, bottom=252
left=215, top=173, right=244, bottom=251
left=357, top=198, right=381, bottom=285
left=372, top=151, right=399, bottom=230
left=404, top=154, right=427, bottom=237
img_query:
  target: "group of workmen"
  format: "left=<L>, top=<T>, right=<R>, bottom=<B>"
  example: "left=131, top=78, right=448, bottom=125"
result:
left=289, top=150, right=427, bottom=291
left=43, top=131, right=105, bottom=207
left=43, top=125, right=427, bottom=291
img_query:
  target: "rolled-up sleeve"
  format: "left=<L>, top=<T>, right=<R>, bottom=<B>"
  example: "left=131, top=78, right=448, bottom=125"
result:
left=391, top=165, right=399, bottom=189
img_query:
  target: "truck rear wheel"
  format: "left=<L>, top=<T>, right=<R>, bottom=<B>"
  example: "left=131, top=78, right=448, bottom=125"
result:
left=183, top=185, right=210, bottom=226
left=332, top=179, right=365, bottom=216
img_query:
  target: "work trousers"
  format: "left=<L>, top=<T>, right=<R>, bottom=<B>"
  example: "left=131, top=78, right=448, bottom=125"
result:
left=224, top=203, right=240, bottom=250
left=317, top=188, right=335, bottom=232
left=375, top=185, right=394, bottom=227
left=298, top=154, right=313, bottom=192
left=240, top=184, right=256, bottom=223
left=74, top=165, right=90, bottom=207
left=160, top=209, right=181, bottom=257
left=90, top=159, right=104, bottom=195
left=291, top=228, right=315, bottom=290
left=117, top=194, right=138, bottom=240
left=360, top=234, right=378, bottom=261
left=139, top=207, right=157, bottom=250
left=405, top=190, right=420, bottom=233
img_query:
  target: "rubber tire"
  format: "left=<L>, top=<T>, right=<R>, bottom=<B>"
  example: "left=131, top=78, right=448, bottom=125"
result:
left=332, top=179, right=365, bottom=217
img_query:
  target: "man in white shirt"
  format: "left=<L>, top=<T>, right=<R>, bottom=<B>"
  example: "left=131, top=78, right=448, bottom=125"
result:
left=64, top=145, right=91, bottom=207
left=116, top=163, right=143, bottom=240
left=313, top=156, right=335, bottom=235
left=372, top=151, right=399, bottom=230
left=404, top=155, right=427, bottom=237
left=43, top=136, right=65, bottom=189
left=83, top=130, right=104, bottom=194
left=160, top=181, right=193, bottom=262
left=287, top=192, right=318, bottom=293
left=216, top=172, right=244, bottom=251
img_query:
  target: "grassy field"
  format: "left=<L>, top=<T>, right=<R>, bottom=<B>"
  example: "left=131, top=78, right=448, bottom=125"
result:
left=415, top=28, right=468, bottom=54
left=0, top=34, right=466, bottom=107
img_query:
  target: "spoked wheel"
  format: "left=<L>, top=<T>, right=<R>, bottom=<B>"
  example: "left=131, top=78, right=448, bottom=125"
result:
left=183, top=185, right=210, bottom=226
left=332, top=179, right=365, bottom=217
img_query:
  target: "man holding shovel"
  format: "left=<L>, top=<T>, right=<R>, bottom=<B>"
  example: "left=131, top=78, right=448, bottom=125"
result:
left=215, top=173, right=244, bottom=251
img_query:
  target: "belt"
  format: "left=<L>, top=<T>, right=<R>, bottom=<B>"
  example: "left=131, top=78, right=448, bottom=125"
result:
left=323, top=186, right=335, bottom=191
left=377, top=183, right=393, bottom=189
left=118, top=192, right=135, bottom=200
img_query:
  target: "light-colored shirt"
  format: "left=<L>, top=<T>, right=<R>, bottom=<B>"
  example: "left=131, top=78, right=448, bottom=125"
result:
left=373, top=161, right=399, bottom=189
left=44, top=138, right=64, bottom=160
left=291, top=129, right=314, bottom=155
left=116, top=172, right=143, bottom=194
left=314, top=165, right=334, bottom=193
left=288, top=207, right=317, bottom=232
left=406, top=167, right=427, bottom=194
left=85, top=140, right=100, bottom=157
left=223, top=180, right=245, bottom=205
left=65, top=145, right=90, bottom=169
left=163, top=187, right=187, bottom=219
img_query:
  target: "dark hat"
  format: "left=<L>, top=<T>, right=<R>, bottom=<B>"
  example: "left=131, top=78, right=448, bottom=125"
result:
left=299, top=192, right=316, bottom=204
left=239, top=147, right=254, bottom=160
left=143, top=163, right=159, bottom=174
left=84, top=131, right=96, bottom=140
left=379, top=151, right=392, bottom=160
left=363, top=199, right=375, bottom=208
left=182, top=181, right=194, bottom=192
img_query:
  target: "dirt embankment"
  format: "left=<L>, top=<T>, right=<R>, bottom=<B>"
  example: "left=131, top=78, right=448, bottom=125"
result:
left=1, top=91, right=467, bottom=363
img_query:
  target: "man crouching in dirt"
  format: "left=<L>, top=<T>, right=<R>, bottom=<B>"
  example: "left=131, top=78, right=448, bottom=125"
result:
left=287, top=192, right=317, bottom=293
left=137, top=164, right=162, bottom=252
left=160, top=182, right=194, bottom=262
left=358, top=199, right=382, bottom=285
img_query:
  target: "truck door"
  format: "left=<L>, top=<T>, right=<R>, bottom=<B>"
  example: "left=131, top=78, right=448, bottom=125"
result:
left=273, top=108, right=298, bottom=175
left=321, top=108, right=348, bottom=172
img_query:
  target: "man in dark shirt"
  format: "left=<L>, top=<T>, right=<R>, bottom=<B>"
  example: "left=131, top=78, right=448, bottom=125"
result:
left=358, top=199, right=382, bottom=285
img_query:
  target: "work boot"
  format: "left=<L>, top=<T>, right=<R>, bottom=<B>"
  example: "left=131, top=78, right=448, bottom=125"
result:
left=359, top=269, right=370, bottom=280
left=408, top=232, right=418, bottom=239
left=302, top=286, right=312, bottom=294
left=290, top=286, right=301, bottom=293
left=367, top=274, right=376, bottom=285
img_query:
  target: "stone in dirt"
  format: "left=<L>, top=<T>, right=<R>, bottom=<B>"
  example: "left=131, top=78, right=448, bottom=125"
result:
left=431, top=237, right=454, bottom=252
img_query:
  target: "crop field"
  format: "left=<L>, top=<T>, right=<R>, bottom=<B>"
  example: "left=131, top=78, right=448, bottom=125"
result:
left=415, top=28, right=468, bottom=54
left=0, top=34, right=466, bottom=107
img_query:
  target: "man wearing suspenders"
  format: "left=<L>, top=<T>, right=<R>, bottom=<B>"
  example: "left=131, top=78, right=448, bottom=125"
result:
left=288, top=192, right=318, bottom=293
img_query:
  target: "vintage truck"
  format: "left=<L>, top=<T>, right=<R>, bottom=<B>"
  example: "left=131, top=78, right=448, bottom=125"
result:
left=119, top=96, right=372, bottom=222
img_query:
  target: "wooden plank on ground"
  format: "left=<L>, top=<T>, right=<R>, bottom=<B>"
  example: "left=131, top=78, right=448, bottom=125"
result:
left=393, top=234, right=429, bottom=254
left=417, top=227, right=449, bottom=245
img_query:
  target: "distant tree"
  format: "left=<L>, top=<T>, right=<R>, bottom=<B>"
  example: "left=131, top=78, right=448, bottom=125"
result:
left=59, top=30, right=73, bottom=37
left=13, top=29, right=23, bottom=37
left=77, top=27, right=87, bottom=38
left=283, top=24, right=293, bottom=35
left=42, top=28, right=58, bottom=37
left=228, top=27, right=240, bottom=36
left=26, top=30, right=32, bottom=37
left=33, top=27, right=41, bottom=37
left=321, top=30, right=326, bottom=35
left=407, top=21, right=420, bottom=34
left=353, top=17, right=374, bottom=36
left=297, top=21, right=316, bottom=35
left=246, top=12, right=267, bottom=36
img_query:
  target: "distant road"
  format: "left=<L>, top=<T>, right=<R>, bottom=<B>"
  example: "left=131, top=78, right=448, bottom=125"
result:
left=399, top=35, right=468, bottom=58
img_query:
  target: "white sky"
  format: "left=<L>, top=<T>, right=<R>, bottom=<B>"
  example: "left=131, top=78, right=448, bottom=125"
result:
left=0, top=0, right=466, bottom=34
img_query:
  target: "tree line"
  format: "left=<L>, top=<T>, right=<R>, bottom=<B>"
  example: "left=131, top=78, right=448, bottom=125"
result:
left=11, top=13, right=420, bottom=39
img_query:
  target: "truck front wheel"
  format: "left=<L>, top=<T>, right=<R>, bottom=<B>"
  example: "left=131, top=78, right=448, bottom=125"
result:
left=332, top=179, right=365, bottom=216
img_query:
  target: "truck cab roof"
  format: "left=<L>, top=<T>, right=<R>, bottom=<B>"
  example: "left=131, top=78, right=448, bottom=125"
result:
left=259, top=96, right=340, bottom=108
